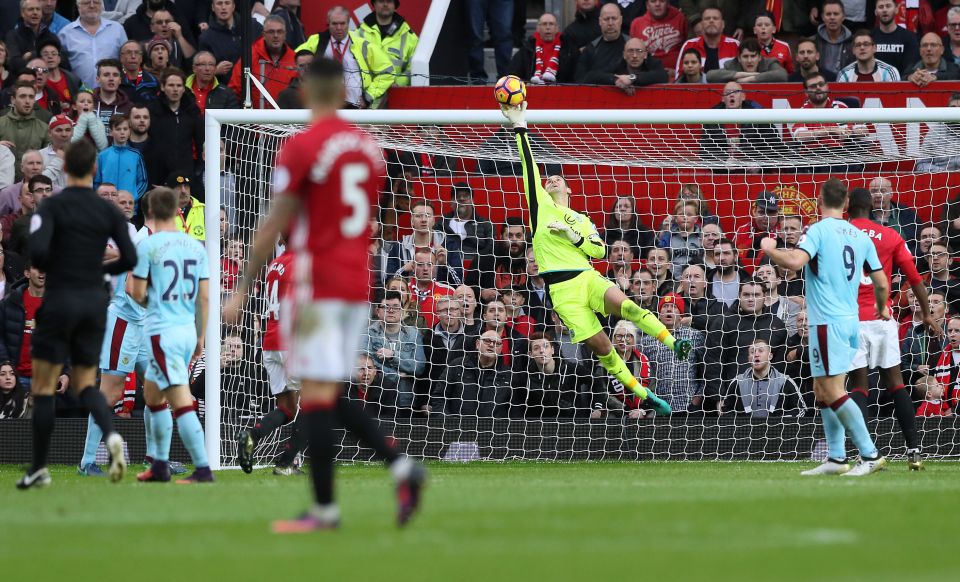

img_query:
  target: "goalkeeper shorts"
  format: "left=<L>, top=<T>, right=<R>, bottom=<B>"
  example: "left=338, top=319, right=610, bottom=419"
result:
left=546, top=269, right=615, bottom=344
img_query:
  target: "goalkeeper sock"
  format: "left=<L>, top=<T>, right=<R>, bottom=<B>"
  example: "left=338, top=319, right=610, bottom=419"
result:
left=621, top=299, right=674, bottom=350
left=79, top=385, right=115, bottom=438
left=888, top=384, right=920, bottom=450
left=150, top=404, right=173, bottom=462
left=818, top=402, right=847, bottom=461
left=832, top=395, right=879, bottom=459
left=335, top=395, right=399, bottom=464
left=30, top=395, right=55, bottom=473
left=303, top=400, right=337, bottom=505
left=174, top=406, right=208, bottom=468
left=597, top=349, right=647, bottom=399
left=80, top=414, right=103, bottom=467
left=250, top=406, right=293, bottom=442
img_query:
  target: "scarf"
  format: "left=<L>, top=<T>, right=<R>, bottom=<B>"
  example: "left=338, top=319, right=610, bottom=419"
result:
left=533, top=32, right=561, bottom=79
left=934, top=345, right=960, bottom=408
left=765, top=0, right=782, bottom=29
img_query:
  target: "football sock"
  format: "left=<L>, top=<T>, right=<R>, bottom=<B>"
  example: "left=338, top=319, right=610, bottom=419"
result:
left=250, top=407, right=292, bottom=442
left=80, top=414, right=103, bottom=467
left=151, top=404, right=173, bottom=462
left=889, top=384, right=920, bottom=450
left=143, top=407, right=155, bottom=462
left=336, top=395, right=400, bottom=464
left=79, top=385, right=115, bottom=437
left=276, top=415, right=307, bottom=467
left=30, top=395, right=55, bottom=473
left=621, top=299, right=674, bottom=350
left=303, top=401, right=337, bottom=505
left=832, top=395, right=879, bottom=459
left=173, top=406, right=208, bottom=468
left=597, top=349, right=647, bottom=399
left=818, top=403, right=847, bottom=461
left=849, top=387, right=869, bottom=417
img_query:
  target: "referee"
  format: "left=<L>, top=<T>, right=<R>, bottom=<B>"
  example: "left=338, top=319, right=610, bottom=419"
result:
left=17, top=140, right=138, bottom=490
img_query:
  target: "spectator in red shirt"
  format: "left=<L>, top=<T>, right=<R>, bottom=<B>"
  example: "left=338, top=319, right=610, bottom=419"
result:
left=629, top=0, right=688, bottom=76
left=39, top=38, right=80, bottom=113
left=790, top=74, right=869, bottom=152
left=228, top=15, right=297, bottom=109
left=733, top=191, right=779, bottom=275
left=674, top=7, right=740, bottom=78
left=593, top=319, right=652, bottom=419
left=410, top=247, right=455, bottom=329
left=915, top=375, right=952, bottom=417
left=220, top=236, right=243, bottom=293
left=754, top=11, right=793, bottom=75
left=186, top=50, right=240, bottom=114
left=501, top=287, right=535, bottom=338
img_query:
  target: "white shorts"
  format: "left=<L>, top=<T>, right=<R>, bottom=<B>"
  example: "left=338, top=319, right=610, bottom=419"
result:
left=851, top=319, right=901, bottom=370
left=282, top=299, right=368, bottom=383
left=263, top=350, right=300, bottom=395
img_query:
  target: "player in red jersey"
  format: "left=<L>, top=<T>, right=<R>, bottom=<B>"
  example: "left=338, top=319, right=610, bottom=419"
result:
left=236, top=246, right=308, bottom=476
left=223, top=58, right=425, bottom=532
left=847, top=188, right=942, bottom=470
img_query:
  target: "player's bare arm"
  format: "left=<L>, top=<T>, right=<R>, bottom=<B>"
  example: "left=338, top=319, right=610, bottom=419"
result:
left=222, top=195, right=301, bottom=324
left=760, top=237, right=809, bottom=271
left=868, top=269, right=890, bottom=320
left=131, top=276, right=148, bottom=306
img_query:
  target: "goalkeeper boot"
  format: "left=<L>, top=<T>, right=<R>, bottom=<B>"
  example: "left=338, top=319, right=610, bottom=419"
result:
left=801, top=458, right=851, bottom=476
left=16, top=467, right=51, bottom=490
left=394, top=457, right=427, bottom=528
left=907, top=448, right=924, bottom=471
left=236, top=429, right=255, bottom=474
left=272, top=505, right=340, bottom=534
left=843, top=455, right=887, bottom=477
left=673, top=339, right=692, bottom=361
left=176, top=467, right=215, bottom=484
left=644, top=392, right=673, bottom=416
left=106, top=433, right=127, bottom=483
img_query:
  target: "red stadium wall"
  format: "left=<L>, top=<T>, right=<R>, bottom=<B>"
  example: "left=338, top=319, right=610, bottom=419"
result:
left=388, top=83, right=960, bottom=236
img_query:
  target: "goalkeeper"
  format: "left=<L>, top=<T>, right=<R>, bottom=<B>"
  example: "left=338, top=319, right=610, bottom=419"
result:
left=502, top=103, right=690, bottom=415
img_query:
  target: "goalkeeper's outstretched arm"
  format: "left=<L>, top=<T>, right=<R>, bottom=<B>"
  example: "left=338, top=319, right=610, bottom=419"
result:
left=502, top=103, right=551, bottom=215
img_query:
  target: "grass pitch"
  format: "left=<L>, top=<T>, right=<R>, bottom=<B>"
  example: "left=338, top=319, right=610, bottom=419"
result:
left=2, top=461, right=957, bottom=581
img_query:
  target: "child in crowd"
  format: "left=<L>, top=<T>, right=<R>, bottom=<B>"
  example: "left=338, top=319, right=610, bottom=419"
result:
left=71, top=90, right=107, bottom=150
left=658, top=200, right=704, bottom=279
left=915, top=375, right=953, bottom=417
left=94, top=114, right=148, bottom=204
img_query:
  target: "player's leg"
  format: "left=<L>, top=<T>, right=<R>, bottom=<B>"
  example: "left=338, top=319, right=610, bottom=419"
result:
left=165, top=384, right=213, bottom=483
left=16, top=358, right=62, bottom=489
left=603, top=284, right=689, bottom=357
left=272, top=389, right=306, bottom=475
left=803, top=324, right=852, bottom=475
left=78, top=373, right=125, bottom=476
left=848, top=321, right=875, bottom=417
left=879, top=364, right=923, bottom=469
left=237, top=350, right=299, bottom=474
left=80, top=313, right=132, bottom=476
left=71, top=363, right=127, bottom=482
left=137, top=379, right=173, bottom=482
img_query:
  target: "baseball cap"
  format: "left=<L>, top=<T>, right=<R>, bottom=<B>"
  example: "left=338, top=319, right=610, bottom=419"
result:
left=165, top=172, right=190, bottom=188
left=755, top=191, right=779, bottom=212
left=658, top=292, right=686, bottom=315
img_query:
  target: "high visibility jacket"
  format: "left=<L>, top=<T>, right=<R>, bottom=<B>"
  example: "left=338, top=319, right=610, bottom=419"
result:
left=356, top=12, right=419, bottom=87
left=296, top=30, right=395, bottom=108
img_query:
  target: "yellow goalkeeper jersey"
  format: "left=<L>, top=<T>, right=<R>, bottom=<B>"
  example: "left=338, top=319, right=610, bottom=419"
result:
left=513, top=128, right=606, bottom=276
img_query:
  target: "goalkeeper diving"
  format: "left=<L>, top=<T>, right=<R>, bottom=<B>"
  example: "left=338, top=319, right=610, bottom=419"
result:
left=501, top=102, right=691, bottom=415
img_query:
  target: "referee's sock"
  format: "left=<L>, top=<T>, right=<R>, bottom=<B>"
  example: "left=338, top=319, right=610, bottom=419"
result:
left=79, top=386, right=115, bottom=438
left=832, top=395, right=879, bottom=459
left=888, top=384, right=920, bottom=450
left=335, top=395, right=399, bottom=464
left=303, top=400, right=337, bottom=505
left=597, top=349, right=647, bottom=399
left=30, top=395, right=56, bottom=473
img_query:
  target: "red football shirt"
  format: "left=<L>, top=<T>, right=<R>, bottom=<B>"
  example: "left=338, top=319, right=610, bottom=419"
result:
left=851, top=218, right=922, bottom=321
left=273, top=116, right=385, bottom=302
left=18, top=291, right=42, bottom=377
left=262, top=251, right=294, bottom=351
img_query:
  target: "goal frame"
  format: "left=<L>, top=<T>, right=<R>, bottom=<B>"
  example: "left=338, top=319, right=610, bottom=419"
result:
left=203, top=106, right=960, bottom=469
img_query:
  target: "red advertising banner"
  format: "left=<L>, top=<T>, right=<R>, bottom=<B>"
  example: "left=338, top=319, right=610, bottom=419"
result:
left=302, top=1, right=430, bottom=38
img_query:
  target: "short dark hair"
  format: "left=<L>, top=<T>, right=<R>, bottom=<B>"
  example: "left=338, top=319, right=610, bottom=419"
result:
left=96, top=58, right=122, bottom=75
left=64, top=139, right=97, bottom=177
left=820, top=178, right=848, bottom=210
left=504, top=216, right=525, bottom=230
left=852, top=29, right=874, bottom=44
left=740, top=279, right=763, bottom=293
left=13, top=80, right=35, bottom=95
left=715, top=237, right=737, bottom=251
left=37, top=37, right=61, bottom=55
left=804, top=73, right=826, bottom=88
left=451, top=182, right=472, bottom=200
left=382, top=290, right=402, bottom=304
left=140, top=185, right=152, bottom=218
left=159, top=67, right=187, bottom=85
left=148, top=187, right=179, bottom=220
left=109, top=113, right=129, bottom=129
left=796, top=38, right=817, bottom=53
left=528, top=330, right=554, bottom=344
left=303, top=57, right=345, bottom=105
left=28, top=175, right=52, bottom=192
left=847, top=187, right=873, bottom=218
left=754, top=10, right=776, bottom=27
left=822, top=0, right=845, bottom=13
left=739, top=38, right=761, bottom=55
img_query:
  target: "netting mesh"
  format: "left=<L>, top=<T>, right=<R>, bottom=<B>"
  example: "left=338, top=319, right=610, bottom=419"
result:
left=213, top=111, right=960, bottom=468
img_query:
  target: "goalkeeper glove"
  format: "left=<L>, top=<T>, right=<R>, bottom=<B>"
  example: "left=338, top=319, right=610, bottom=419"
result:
left=644, top=392, right=673, bottom=416
left=500, top=102, right=528, bottom=129
left=547, top=221, right=583, bottom=245
left=673, top=338, right=692, bottom=361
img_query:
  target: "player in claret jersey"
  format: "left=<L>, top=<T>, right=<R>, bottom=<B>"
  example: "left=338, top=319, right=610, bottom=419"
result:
left=236, top=245, right=307, bottom=476
left=223, top=58, right=425, bottom=532
left=847, top=188, right=942, bottom=470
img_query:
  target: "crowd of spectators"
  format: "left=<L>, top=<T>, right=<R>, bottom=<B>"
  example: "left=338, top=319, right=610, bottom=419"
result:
left=0, top=0, right=959, bottom=429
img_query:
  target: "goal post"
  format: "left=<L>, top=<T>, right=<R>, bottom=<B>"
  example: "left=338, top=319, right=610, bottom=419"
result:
left=204, top=106, right=960, bottom=470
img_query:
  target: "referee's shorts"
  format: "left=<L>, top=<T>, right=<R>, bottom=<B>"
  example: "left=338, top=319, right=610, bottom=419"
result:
left=32, top=288, right=109, bottom=367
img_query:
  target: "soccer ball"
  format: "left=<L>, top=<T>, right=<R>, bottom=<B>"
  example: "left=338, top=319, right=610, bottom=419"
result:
left=494, top=75, right=526, bottom=107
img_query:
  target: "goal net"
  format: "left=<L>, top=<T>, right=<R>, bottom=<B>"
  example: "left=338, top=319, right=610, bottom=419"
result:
left=203, top=107, right=960, bottom=470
